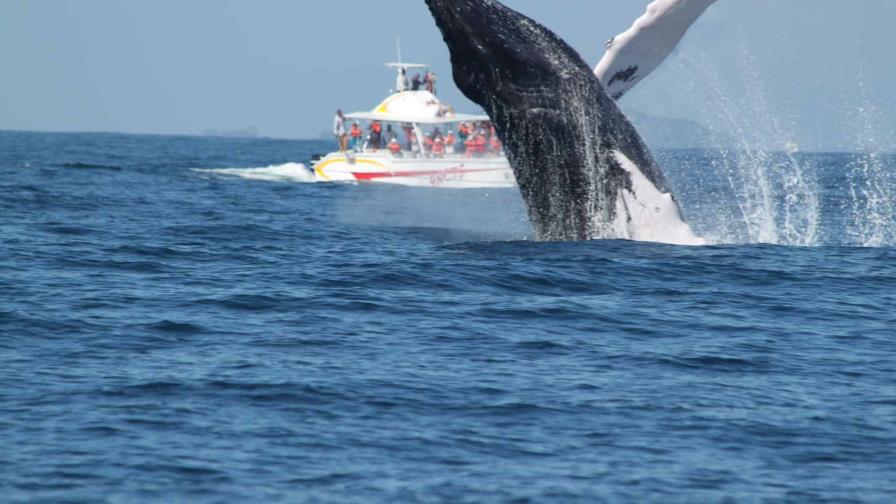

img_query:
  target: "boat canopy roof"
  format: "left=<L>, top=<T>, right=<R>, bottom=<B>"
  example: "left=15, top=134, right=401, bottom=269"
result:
left=345, top=90, right=488, bottom=125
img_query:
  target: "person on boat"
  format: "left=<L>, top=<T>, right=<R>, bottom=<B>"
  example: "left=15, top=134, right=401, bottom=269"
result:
left=424, top=71, right=434, bottom=94
left=411, top=73, right=422, bottom=91
left=424, top=132, right=435, bottom=154
left=369, top=121, right=383, bottom=151
left=432, top=136, right=446, bottom=158
left=388, top=138, right=403, bottom=157
left=464, top=135, right=477, bottom=158
left=489, top=134, right=502, bottom=155
left=445, top=130, right=456, bottom=154
left=350, top=122, right=363, bottom=151
left=396, top=68, right=410, bottom=93
left=457, top=123, right=470, bottom=153
left=481, top=121, right=493, bottom=140
left=474, top=133, right=487, bottom=157
left=402, top=123, right=415, bottom=151
left=384, top=124, right=398, bottom=144
left=333, top=110, right=348, bottom=152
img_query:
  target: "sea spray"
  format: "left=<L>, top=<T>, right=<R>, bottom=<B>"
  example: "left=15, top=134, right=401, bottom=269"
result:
left=844, top=77, right=896, bottom=247
left=678, top=42, right=820, bottom=246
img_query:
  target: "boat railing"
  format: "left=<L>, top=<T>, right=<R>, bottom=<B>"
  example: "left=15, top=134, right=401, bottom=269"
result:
left=350, top=144, right=503, bottom=160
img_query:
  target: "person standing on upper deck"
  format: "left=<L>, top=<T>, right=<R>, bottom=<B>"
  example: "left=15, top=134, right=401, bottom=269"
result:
left=333, top=110, right=347, bottom=152
left=426, top=72, right=437, bottom=94
left=396, top=68, right=410, bottom=93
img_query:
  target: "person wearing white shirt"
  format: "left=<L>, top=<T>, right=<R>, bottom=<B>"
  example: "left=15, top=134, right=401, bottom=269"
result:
left=396, top=68, right=410, bottom=93
left=333, top=109, right=348, bottom=152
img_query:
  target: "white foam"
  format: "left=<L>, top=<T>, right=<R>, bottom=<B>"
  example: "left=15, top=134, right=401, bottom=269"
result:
left=611, top=151, right=706, bottom=245
left=193, top=163, right=316, bottom=183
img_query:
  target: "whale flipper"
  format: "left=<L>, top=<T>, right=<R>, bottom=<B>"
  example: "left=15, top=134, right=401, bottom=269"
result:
left=596, top=0, right=718, bottom=100
left=425, top=0, right=702, bottom=244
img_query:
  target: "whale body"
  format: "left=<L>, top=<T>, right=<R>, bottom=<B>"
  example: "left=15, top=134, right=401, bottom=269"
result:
left=425, top=0, right=702, bottom=244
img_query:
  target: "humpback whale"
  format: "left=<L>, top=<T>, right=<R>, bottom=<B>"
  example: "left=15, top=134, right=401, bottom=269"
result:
left=425, top=0, right=703, bottom=244
left=596, top=0, right=718, bottom=100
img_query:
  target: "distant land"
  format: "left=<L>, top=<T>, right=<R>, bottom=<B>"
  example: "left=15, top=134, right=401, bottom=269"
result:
left=625, top=110, right=734, bottom=150
left=203, top=126, right=259, bottom=139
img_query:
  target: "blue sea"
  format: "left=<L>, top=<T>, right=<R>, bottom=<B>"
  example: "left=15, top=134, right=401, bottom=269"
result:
left=1, top=130, right=894, bottom=502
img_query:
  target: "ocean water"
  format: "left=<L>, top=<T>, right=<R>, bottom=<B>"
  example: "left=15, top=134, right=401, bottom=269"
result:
left=1, top=131, right=895, bottom=502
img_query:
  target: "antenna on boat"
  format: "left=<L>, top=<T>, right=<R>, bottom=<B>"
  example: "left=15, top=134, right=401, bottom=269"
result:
left=396, top=37, right=403, bottom=65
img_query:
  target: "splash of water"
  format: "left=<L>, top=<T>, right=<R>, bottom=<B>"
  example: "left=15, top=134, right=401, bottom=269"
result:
left=192, top=163, right=316, bottom=183
left=678, top=42, right=820, bottom=246
left=844, top=79, right=896, bottom=247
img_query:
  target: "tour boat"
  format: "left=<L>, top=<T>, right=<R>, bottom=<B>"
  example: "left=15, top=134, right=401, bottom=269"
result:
left=311, top=63, right=516, bottom=188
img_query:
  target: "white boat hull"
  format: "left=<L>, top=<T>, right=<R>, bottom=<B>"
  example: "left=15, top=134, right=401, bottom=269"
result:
left=313, top=152, right=516, bottom=189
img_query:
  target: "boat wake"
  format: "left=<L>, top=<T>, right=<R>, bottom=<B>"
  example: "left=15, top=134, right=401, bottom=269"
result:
left=193, top=163, right=316, bottom=183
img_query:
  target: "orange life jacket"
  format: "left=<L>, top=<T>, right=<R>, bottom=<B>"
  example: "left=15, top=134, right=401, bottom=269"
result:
left=388, top=141, right=401, bottom=154
left=490, top=136, right=502, bottom=151
left=432, top=139, right=445, bottom=155
left=371, top=122, right=382, bottom=133
left=474, top=135, right=487, bottom=152
left=445, top=133, right=456, bottom=146
left=350, top=125, right=362, bottom=138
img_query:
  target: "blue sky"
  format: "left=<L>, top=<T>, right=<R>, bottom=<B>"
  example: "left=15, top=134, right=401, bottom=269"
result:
left=1, top=0, right=894, bottom=151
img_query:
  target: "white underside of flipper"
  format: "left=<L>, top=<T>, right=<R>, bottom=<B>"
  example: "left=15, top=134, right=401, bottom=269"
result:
left=595, top=0, right=717, bottom=100
left=610, top=151, right=705, bottom=245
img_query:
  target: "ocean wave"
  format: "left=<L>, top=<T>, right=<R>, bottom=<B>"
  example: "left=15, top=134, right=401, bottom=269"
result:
left=193, top=162, right=316, bottom=183
left=59, top=162, right=122, bottom=171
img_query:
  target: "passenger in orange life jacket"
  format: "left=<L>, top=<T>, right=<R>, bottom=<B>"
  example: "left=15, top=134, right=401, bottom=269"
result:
left=388, top=138, right=402, bottom=156
left=424, top=133, right=435, bottom=153
left=350, top=122, right=363, bottom=151
left=464, top=135, right=477, bottom=158
left=474, top=133, right=487, bottom=156
left=369, top=121, right=383, bottom=151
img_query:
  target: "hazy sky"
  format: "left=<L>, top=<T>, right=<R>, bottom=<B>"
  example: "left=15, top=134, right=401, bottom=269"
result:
left=2, top=0, right=894, bottom=151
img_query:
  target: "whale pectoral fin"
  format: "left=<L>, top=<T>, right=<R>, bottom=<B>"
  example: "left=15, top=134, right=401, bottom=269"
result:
left=595, top=0, right=718, bottom=100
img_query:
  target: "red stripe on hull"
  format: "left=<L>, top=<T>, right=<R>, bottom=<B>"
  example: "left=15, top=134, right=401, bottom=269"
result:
left=352, top=166, right=503, bottom=181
